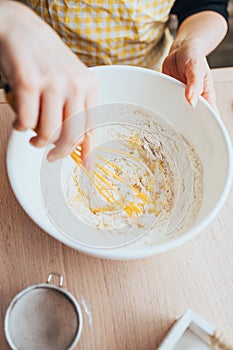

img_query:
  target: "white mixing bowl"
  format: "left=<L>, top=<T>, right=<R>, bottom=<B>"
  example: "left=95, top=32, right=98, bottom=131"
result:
left=6, top=66, right=233, bottom=259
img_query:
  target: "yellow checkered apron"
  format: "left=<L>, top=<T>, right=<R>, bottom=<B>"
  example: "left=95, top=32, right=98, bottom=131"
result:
left=21, top=0, right=175, bottom=70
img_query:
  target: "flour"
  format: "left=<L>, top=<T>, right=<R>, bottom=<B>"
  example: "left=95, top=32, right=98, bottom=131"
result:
left=63, top=104, right=203, bottom=248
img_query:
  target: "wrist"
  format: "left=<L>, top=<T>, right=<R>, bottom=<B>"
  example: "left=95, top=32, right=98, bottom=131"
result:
left=170, top=37, right=206, bottom=55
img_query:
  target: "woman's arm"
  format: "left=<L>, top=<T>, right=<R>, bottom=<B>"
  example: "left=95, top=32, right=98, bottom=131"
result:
left=172, top=10, right=228, bottom=55
left=163, top=2, right=228, bottom=109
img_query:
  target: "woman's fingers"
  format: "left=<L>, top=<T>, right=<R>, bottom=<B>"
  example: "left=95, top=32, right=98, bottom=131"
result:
left=162, top=53, right=180, bottom=81
left=0, top=1, right=98, bottom=168
left=163, top=44, right=218, bottom=111
left=185, top=62, right=217, bottom=109
left=13, top=87, right=40, bottom=131
left=201, top=70, right=218, bottom=110
left=185, top=61, right=205, bottom=107
left=81, top=81, right=98, bottom=170
left=81, top=129, right=95, bottom=171
left=30, top=90, right=63, bottom=147
left=47, top=95, right=86, bottom=162
left=47, top=73, right=98, bottom=168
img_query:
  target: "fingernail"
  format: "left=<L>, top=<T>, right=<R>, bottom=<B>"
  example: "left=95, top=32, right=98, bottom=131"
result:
left=30, top=137, right=35, bottom=142
left=47, top=153, right=56, bottom=162
left=82, top=158, right=91, bottom=171
left=13, top=120, right=27, bottom=131
left=29, top=138, right=36, bottom=146
left=190, top=94, right=198, bottom=108
left=30, top=137, right=46, bottom=148
left=83, top=155, right=95, bottom=171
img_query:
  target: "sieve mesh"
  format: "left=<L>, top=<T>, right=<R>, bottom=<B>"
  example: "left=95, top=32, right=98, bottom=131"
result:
left=7, top=287, right=79, bottom=350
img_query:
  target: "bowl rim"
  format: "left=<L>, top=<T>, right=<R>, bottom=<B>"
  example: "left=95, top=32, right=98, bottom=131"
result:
left=6, top=65, right=233, bottom=260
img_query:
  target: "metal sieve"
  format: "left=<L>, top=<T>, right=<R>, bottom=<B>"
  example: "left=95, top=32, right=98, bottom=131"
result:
left=4, top=272, right=83, bottom=350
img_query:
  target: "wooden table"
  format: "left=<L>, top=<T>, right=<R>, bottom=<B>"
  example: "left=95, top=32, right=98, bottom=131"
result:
left=0, top=68, right=233, bottom=350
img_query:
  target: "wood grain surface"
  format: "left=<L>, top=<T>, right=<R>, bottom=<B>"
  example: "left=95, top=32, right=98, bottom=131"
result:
left=0, top=68, right=233, bottom=350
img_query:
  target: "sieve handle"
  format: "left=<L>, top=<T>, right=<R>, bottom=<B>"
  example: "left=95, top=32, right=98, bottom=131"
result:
left=46, top=272, right=64, bottom=287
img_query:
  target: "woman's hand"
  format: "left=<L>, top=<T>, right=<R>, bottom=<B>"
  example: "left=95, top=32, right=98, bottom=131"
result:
left=0, top=1, right=98, bottom=167
left=162, top=11, right=228, bottom=111
left=162, top=39, right=217, bottom=109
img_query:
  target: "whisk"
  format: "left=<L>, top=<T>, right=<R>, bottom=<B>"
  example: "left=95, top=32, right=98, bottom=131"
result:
left=70, top=145, right=151, bottom=218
